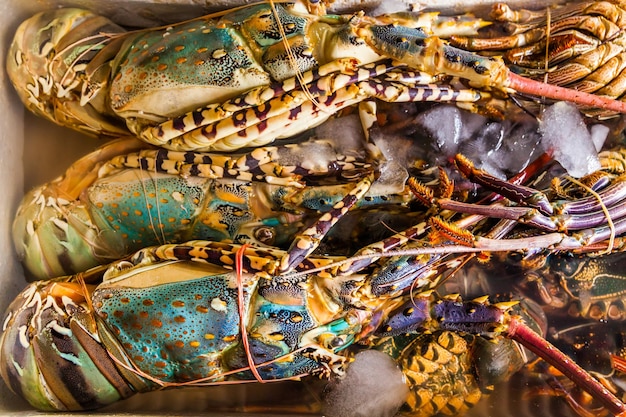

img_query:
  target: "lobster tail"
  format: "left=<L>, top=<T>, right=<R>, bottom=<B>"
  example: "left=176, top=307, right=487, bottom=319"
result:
left=0, top=279, right=139, bottom=410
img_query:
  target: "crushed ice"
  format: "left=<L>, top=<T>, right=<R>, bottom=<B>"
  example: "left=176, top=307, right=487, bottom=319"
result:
left=315, top=114, right=418, bottom=195
left=416, top=102, right=606, bottom=180
left=539, top=101, right=602, bottom=178
left=323, top=350, right=409, bottom=417
left=307, top=102, right=608, bottom=197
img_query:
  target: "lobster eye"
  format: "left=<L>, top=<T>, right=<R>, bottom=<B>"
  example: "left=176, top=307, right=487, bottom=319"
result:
left=254, top=226, right=276, bottom=245
left=549, top=254, right=581, bottom=278
left=327, top=335, right=347, bottom=349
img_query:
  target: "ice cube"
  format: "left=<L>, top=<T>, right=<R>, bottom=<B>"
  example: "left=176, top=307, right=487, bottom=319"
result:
left=323, top=350, right=408, bottom=417
left=539, top=102, right=601, bottom=178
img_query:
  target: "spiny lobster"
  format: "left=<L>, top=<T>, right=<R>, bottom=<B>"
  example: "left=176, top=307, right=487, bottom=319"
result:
left=8, top=1, right=626, bottom=154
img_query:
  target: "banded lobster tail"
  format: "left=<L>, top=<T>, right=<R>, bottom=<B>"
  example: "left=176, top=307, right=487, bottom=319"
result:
left=449, top=1, right=626, bottom=117
left=8, top=1, right=626, bottom=155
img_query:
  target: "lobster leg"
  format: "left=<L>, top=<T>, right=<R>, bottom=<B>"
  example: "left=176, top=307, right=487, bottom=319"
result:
left=278, top=172, right=375, bottom=273
left=444, top=153, right=626, bottom=232
left=139, top=70, right=490, bottom=152
left=137, top=58, right=368, bottom=146
left=100, top=140, right=376, bottom=187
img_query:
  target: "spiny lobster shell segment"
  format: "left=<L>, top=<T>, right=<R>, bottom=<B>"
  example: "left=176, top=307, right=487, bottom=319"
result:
left=379, top=331, right=485, bottom=416
left=109, top=7, right=273, bottom=119
left=0, top=280, right=136, bottom=411
left=7, top=8, right=128, bottom=137
left=92, top=261, right=248, bottom=383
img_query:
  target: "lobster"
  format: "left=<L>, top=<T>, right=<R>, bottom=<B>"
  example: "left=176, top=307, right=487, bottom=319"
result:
left=3, top=237, right=626, bottom=416
left=7, top=1, right=626, bottom=154
left=14, top=126, right=422, bottom=281
left=7, top=1, right=626, bottom=416
left=7, top=136, right=626, bottom=414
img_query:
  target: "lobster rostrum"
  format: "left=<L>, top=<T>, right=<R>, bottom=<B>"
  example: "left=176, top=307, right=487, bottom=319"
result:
left=8, top=2, right=626, bottom=153
left=3, top=236, right=626, bottom=415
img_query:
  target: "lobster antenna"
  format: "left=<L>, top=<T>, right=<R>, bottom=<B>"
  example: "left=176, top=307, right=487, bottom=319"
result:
left=566, top=175, right=616, bottom=254
left=54, top=33, right=119, bottom=90
left=542, top=5, right=551, bottom=89
left=268, top=1, right=326, bottom=113
left=136, top=160, right=167, bottom=245
left=507, top=319, right=626, bottom=416
left=235, top=243, right=266, bottom=383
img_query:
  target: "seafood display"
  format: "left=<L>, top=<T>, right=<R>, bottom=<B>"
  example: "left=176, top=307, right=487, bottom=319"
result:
left=5, top=1, right=626, bottom=416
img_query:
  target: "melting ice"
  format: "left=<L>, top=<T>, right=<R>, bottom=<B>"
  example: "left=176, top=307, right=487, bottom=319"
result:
left=539, top=101, right=602, bottom=178
left=323, top=350, right=409, bottom=417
